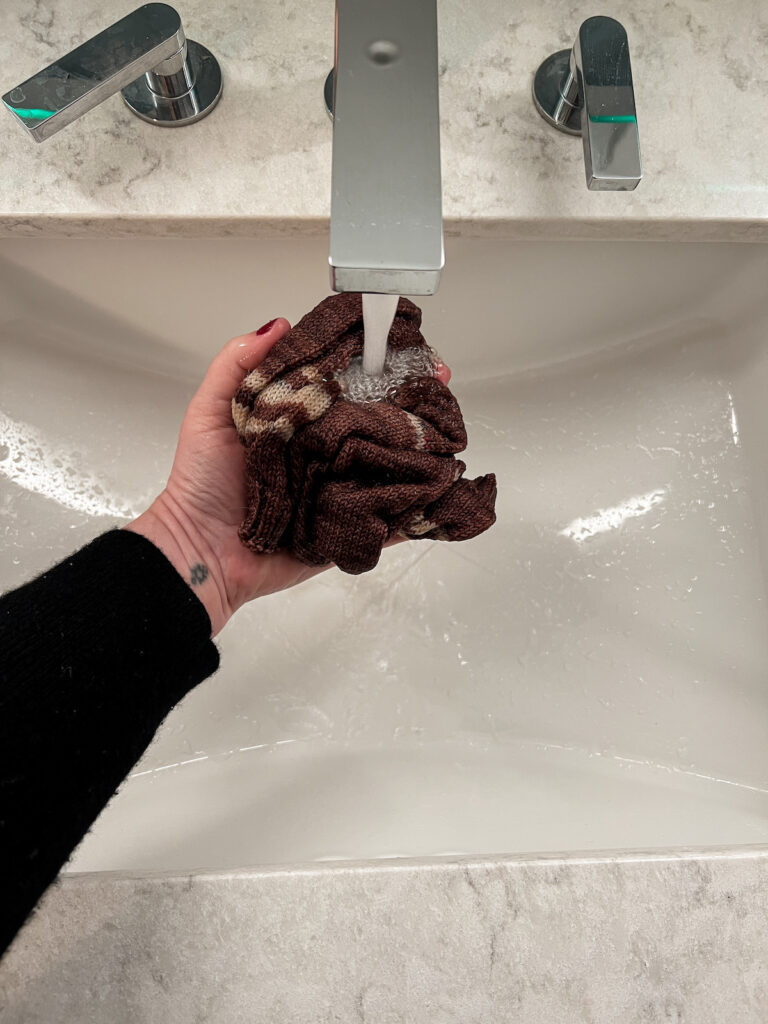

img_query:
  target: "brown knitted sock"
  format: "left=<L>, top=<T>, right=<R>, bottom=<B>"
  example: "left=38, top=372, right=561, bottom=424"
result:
left=232, top=293, right=497, bottom=574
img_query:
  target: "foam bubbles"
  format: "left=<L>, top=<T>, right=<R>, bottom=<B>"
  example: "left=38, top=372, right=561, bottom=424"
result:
left=335, top=345, right=438, bottom=404
left=0, top=409, right=140, bottom=518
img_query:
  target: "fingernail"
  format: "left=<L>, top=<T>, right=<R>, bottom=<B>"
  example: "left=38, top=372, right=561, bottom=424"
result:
left=256, top=318, right=278, bottom=335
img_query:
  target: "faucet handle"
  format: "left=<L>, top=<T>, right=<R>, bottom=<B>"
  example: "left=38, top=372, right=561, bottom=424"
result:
left=533, top=15, right=641, bottom=191
left=2, top=3, right=221, bottom=142
left=574, top=17, right=641, bottom=190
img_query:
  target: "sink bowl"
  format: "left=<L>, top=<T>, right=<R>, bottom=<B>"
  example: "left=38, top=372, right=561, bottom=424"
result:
left=2, top=236, right=768, bottom=872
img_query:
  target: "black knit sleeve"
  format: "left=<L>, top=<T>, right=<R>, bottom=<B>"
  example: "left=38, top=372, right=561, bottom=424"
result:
left=0, top=529, right=220, bottom=955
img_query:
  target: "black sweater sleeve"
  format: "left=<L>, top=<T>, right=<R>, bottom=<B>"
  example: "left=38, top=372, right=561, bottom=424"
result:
left=0, top=529, right=220, bottom=955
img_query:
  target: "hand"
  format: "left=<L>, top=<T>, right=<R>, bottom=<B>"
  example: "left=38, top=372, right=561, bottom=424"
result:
left=125, top=318, right=451, bottom=637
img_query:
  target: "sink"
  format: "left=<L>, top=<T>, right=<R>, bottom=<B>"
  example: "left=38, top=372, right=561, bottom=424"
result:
left=2, top=236, right=768, bottom=873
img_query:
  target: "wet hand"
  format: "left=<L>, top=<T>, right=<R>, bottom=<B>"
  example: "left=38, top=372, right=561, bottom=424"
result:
left=125, top=319, right=451, bottom=637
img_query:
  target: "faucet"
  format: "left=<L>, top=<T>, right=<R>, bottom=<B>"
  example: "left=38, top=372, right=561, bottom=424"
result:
left=326, top=0, right=444, bottom=296
left=532, top=15, right=641, bottom=191
left=2, top=3, right=221, bottom=143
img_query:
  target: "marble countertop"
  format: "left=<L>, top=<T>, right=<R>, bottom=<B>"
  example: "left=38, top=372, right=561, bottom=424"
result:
left=0, top=0, right=766, bottom=240
left=5, top=847, right=768, bottom=1021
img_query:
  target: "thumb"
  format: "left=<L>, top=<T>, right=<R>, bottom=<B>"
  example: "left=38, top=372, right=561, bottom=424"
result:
left=193, top=318, right=291, bottom=416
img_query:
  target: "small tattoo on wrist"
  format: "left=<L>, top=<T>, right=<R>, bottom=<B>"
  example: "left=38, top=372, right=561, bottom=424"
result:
left=190, top=563, right=209, bottom=586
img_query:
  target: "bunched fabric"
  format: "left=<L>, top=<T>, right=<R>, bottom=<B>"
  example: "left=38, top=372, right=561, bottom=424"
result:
left=232, top=293, right=497, bottom=574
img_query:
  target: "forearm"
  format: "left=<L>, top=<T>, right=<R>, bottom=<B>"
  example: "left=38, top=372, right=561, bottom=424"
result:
left=0, top=530, right=219, bottom=956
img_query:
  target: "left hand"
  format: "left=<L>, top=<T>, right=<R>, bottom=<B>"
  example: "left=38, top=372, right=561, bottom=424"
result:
left=126, top=317, right=451, bottom=636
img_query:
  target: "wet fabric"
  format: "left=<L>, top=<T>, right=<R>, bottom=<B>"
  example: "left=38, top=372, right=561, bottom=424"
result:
left=233, top=293, right=497, bottom=574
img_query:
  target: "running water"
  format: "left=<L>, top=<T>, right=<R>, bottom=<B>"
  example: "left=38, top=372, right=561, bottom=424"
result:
left=362, top=293, right=399, bottom=376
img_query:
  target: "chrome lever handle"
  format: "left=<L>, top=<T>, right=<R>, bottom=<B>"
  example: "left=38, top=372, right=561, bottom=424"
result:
left=2, top=3, right=221, bottom=143
left=533, top=15, right=641, bottom=191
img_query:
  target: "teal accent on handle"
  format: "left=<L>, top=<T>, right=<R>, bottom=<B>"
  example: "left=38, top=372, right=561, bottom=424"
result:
left=588, top=114, right=637, bottom=123
left=3, top=104, right=55, bottom=121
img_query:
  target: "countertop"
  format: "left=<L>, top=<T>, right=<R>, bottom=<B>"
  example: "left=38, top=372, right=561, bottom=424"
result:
left=0, top=0, right=766, bottom=240
left=4, top=847, right=768, bottom=1022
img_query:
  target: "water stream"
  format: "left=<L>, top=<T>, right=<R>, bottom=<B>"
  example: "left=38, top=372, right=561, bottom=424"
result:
left=362, top=292, right=399, bottom=376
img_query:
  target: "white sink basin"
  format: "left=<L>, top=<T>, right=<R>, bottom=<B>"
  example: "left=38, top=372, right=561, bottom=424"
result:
left=2, top=236, right=768, bottom=872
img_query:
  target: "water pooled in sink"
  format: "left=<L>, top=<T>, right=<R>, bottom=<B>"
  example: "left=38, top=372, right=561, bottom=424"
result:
left=0, top=410, right=139, bottom=518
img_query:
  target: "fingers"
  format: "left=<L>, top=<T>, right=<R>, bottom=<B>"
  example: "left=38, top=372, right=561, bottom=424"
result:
left=234, top=318, right=291, bottom=374
left=383, top=533, right=408, bottom=548
left=191, top=316, right=451, bottom=434
left=434, top=358, right=451, bottom=386
left=193, top=318, right=291, bottom=412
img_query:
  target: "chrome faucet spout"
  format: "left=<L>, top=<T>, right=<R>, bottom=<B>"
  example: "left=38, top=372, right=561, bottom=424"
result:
left=327, top=0, right=444, bottom=295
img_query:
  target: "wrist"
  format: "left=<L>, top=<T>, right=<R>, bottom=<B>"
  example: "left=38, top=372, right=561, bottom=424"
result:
left=124, top=491, right=230, bottom=636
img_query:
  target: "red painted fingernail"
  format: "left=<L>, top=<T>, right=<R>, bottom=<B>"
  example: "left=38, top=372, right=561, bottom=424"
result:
left=256, top=318, right=278, bottom=335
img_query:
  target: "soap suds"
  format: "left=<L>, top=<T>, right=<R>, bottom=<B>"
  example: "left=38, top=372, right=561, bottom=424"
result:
left=335, top=346, right=438, bottom=404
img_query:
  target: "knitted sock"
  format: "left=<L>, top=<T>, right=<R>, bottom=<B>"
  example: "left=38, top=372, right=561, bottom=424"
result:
left=232, top=293, right=497, bottom=574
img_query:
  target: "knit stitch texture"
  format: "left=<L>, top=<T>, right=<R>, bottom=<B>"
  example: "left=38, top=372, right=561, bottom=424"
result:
left=232, top=293, right=497, bottom=574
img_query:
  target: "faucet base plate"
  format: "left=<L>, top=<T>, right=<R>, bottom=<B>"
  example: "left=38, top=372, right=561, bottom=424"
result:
left=121, top=40, right=222, bottom=128
left=532, top=50, right=582, bottom=136
left=323, top=69, right=334, bottom=121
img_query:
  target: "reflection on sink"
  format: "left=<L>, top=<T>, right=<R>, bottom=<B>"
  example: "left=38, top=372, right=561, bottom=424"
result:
left=2, top=237, right=768, bottom=871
